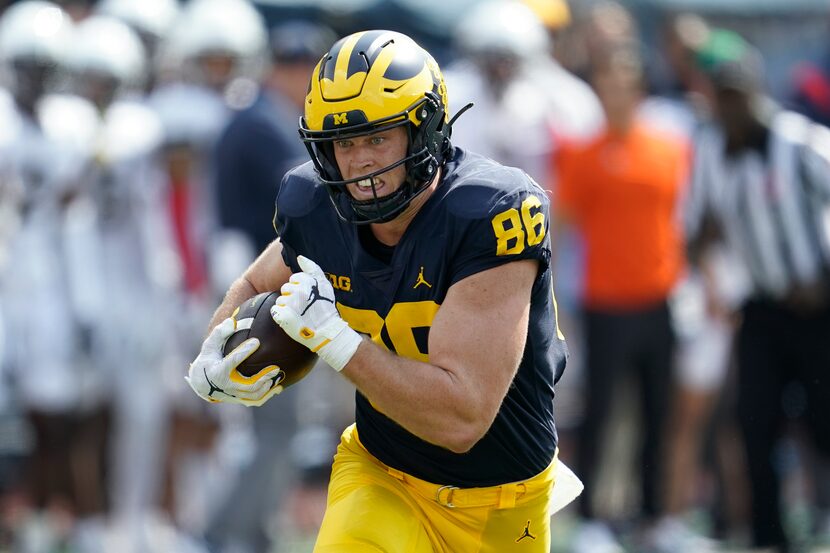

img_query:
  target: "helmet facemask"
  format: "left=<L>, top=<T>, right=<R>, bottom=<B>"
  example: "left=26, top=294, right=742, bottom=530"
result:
left=300, top=90, right=451, bottom=225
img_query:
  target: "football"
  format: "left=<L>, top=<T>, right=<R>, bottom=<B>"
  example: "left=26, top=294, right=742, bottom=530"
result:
left=223, top=291, right=316, bottom=387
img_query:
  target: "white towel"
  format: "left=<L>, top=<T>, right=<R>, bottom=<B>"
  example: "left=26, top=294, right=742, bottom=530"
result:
left=549, top=461, right=584, bottom=516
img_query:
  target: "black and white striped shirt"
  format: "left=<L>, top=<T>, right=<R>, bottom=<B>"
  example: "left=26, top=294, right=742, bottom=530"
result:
left=685, top=111, right=830, bottom=300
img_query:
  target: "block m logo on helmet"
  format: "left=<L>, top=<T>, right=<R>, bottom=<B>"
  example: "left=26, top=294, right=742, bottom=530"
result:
left=322, top=109, right=368, bottom=130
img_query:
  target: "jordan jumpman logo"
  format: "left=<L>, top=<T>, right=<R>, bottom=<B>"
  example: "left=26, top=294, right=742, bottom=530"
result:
left=204, top=368, right=234, bottom=398
left=515, top=520, right=536, bottom=542
left=300, top=280, right=334, bottom=315
left=413, top=266, right=432, bottom=289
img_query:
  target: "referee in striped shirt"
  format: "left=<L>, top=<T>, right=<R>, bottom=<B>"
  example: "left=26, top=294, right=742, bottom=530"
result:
left=686, top=33, right=830, bottom=553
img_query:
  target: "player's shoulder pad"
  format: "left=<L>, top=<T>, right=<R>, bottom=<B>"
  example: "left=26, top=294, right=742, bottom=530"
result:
left=442, top=151, right=549, bottom=219
left=275, top=161, right=329, bottom=219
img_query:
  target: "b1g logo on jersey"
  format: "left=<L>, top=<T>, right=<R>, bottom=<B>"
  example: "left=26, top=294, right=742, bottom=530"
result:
left=325, top=272, right=351, bottom=292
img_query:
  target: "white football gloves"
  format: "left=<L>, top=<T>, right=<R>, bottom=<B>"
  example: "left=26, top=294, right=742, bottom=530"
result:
left=270, top=256, right=362, bottom=372
left=185, top=317, right=285, bottom=407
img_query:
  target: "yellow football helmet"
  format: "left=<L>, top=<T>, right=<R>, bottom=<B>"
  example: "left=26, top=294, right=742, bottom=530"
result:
left=299, top=30, right=453, bottom=224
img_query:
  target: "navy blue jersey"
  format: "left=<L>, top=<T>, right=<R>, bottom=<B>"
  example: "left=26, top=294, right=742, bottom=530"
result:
left=274, top=148, right=568, bottom=487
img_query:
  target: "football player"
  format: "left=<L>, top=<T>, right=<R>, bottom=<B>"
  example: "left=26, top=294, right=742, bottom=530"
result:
left=187, top=30, right=573, bottom=552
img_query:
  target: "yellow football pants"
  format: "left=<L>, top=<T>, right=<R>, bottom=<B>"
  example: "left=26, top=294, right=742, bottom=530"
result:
left=313, top=424, right=556, bottom=553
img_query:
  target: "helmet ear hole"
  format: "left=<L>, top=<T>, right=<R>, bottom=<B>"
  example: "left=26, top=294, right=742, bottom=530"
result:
left=407, top=93, right=449, bottom=183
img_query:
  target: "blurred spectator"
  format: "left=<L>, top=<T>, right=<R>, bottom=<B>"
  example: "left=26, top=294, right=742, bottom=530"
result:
left=63, top=12, right=150, bottom=533
left=519, top=0, right=605, bottom=149
left=213, top=20, right=331, bottom=254
left=583, top=1, right=638, bottom=63
left=67, top=15, right=147, bottom=111
left=445, top=0, right=555, bottom=186
left=157, top=0, right=267, bottom=96
left=139, top=2, right=272, bottom=545
left=149, top=0, right=270, bottom=296
left=147, top=0, right=269, bottom=301
left=559, top=0, right=639, bottom=83
left=555, top=44, right=688, bottom=553
left=0, top=2, right=99, bottom=550
left=62, top=13, right=178, bottom=552
left=149, top=0, right=269, bottom=167
left=204, top=19, right=337, bottom=553
left=635, top=16, right=747, bottom=551
left=95, top=0, right=180, bottom=93
left=446, top=0, right=602, bottom=189
left=445, top=0, right=602, bottom=186
left=686, top=31, right=830, bottom=553
left=141, top=105, right=232, bottom=542
left=639, top=13, right=713, bottom=141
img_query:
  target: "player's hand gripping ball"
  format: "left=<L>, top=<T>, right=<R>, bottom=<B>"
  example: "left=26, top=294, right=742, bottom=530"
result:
left=223, top=291, right=317, bottom=383
left=185, top=292, right=316, bottom=407
left=270, top=256, right=363, bottom=372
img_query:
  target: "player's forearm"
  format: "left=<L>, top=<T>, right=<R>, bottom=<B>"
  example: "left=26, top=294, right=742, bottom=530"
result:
left=207, top=276, right=259, bottom=333
left=341, top=341, right=494, bottom=453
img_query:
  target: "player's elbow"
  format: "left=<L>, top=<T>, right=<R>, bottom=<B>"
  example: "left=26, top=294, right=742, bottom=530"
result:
left=442, top=417, right=492, bottom=454
left=440, top=390, right=501, bottom=453
left=443, top=432, right=478, bottom=454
